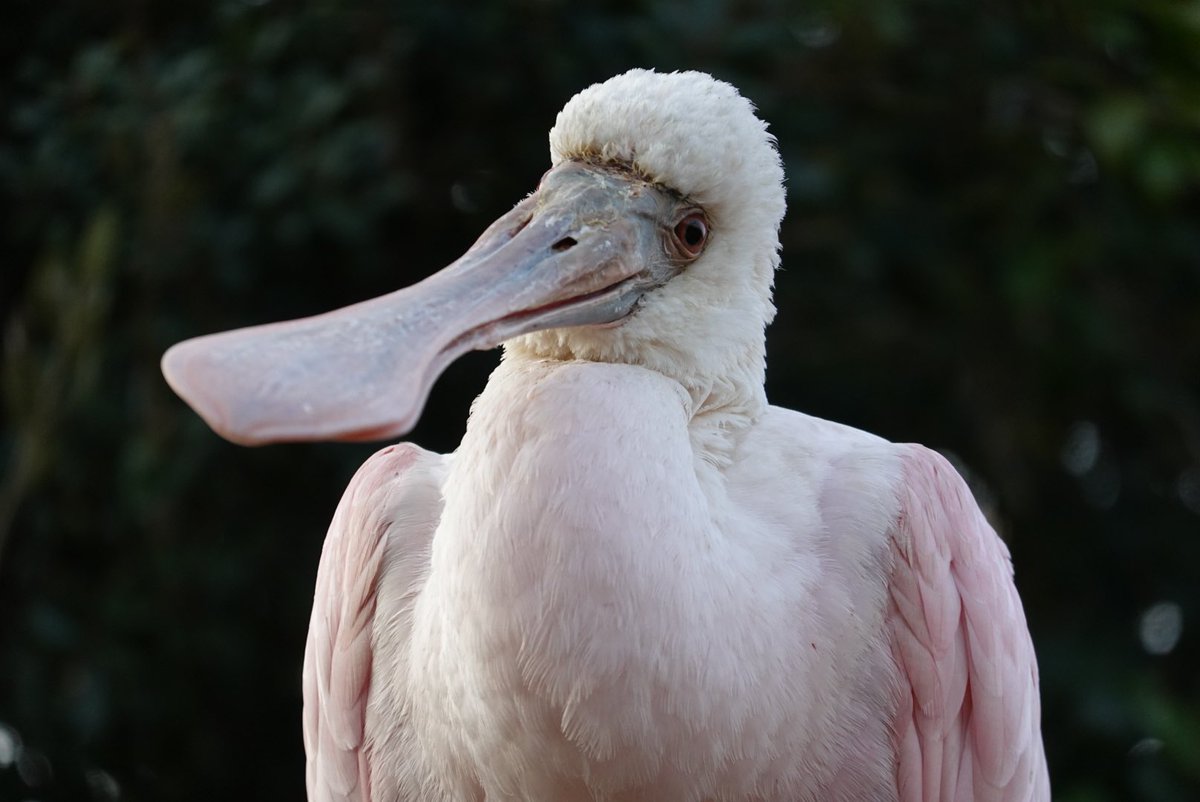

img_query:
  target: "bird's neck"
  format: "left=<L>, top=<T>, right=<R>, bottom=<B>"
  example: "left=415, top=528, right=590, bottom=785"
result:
left=501, top=344, right=767, bottom=467
left=426, top=355, right=747, bottom=624
left=654, top=372, right=756, bottom=472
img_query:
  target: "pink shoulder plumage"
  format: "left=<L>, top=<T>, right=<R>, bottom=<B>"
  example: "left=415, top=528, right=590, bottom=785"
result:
left=302, top=444, right=436, bottom=802
left=888, top=445, right=1049, bottom=802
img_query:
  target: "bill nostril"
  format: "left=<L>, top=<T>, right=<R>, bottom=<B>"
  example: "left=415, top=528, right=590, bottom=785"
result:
left=551, top=237, right=577, bottom=253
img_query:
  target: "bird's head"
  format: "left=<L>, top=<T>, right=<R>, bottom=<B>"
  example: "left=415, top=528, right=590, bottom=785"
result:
left=162, top=70, right=786, bottom=445
left=510, top=69, right=786, bottom=410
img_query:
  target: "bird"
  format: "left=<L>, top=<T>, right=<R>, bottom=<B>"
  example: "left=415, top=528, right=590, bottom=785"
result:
left=162, top=69, right=1050, bottom=802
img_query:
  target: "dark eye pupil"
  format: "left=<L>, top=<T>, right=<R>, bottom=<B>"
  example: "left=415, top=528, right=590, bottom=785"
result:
left=684, top=220, right=704, bottom=246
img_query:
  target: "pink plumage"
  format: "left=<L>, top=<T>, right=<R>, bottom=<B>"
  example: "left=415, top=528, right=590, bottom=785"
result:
left=889, top=448, right=1048, bottom=801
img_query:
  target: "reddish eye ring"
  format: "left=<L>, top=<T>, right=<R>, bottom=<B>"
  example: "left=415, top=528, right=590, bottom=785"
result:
left=673, top=213, right=709, bottom=256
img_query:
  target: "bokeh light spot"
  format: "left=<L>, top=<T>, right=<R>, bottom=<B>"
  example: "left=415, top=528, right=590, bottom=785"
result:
left=0, top=722, right=20, bottom=768
left=87, top=768, right=122, bottom=800
left=16, top=746, right=52, bottom=787
left=1061, top=420, right=1100, bottom=476
left=1139, top=601, right=1183, bottom=656
left=1129, top=737, right=1164, bottom=756
left=1177, top=467, right=1200, bottom=516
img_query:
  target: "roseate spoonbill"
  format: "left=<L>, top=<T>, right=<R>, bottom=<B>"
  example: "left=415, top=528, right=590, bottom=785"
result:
left=162, top=69, right=1049, bottom=801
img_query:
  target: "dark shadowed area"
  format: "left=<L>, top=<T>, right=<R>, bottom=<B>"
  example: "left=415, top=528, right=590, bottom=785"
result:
left=2, top=1, right=1198, bottom=800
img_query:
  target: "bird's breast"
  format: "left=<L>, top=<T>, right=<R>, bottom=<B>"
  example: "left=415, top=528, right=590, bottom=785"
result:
left=407, top=358, right=725, bottom=795
left=423, top=357, right=712, bottom=675
left=402, top=357, right=900, bottom=800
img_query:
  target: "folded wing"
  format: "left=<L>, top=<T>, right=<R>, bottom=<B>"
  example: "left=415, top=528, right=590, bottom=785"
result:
left=888, top=446, right=1049, bottom=802
left=303, top=444, right=443, bottom=802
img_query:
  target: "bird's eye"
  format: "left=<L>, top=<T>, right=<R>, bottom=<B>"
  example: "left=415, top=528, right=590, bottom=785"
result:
left=673, top=213, right=709, bottom=257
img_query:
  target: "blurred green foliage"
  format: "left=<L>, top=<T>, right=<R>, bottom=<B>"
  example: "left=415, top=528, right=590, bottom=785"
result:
left=2, top=0, right=1198, bottom=799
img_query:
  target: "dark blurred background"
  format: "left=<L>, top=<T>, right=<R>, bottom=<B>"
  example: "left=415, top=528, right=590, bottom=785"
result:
left=2, top=0, right=1197, bottom=799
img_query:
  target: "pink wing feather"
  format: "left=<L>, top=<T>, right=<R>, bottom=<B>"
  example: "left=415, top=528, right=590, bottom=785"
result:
left=888, top=446, right=1049, bottom=802
left=303, top=443, right=441, bottom=802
